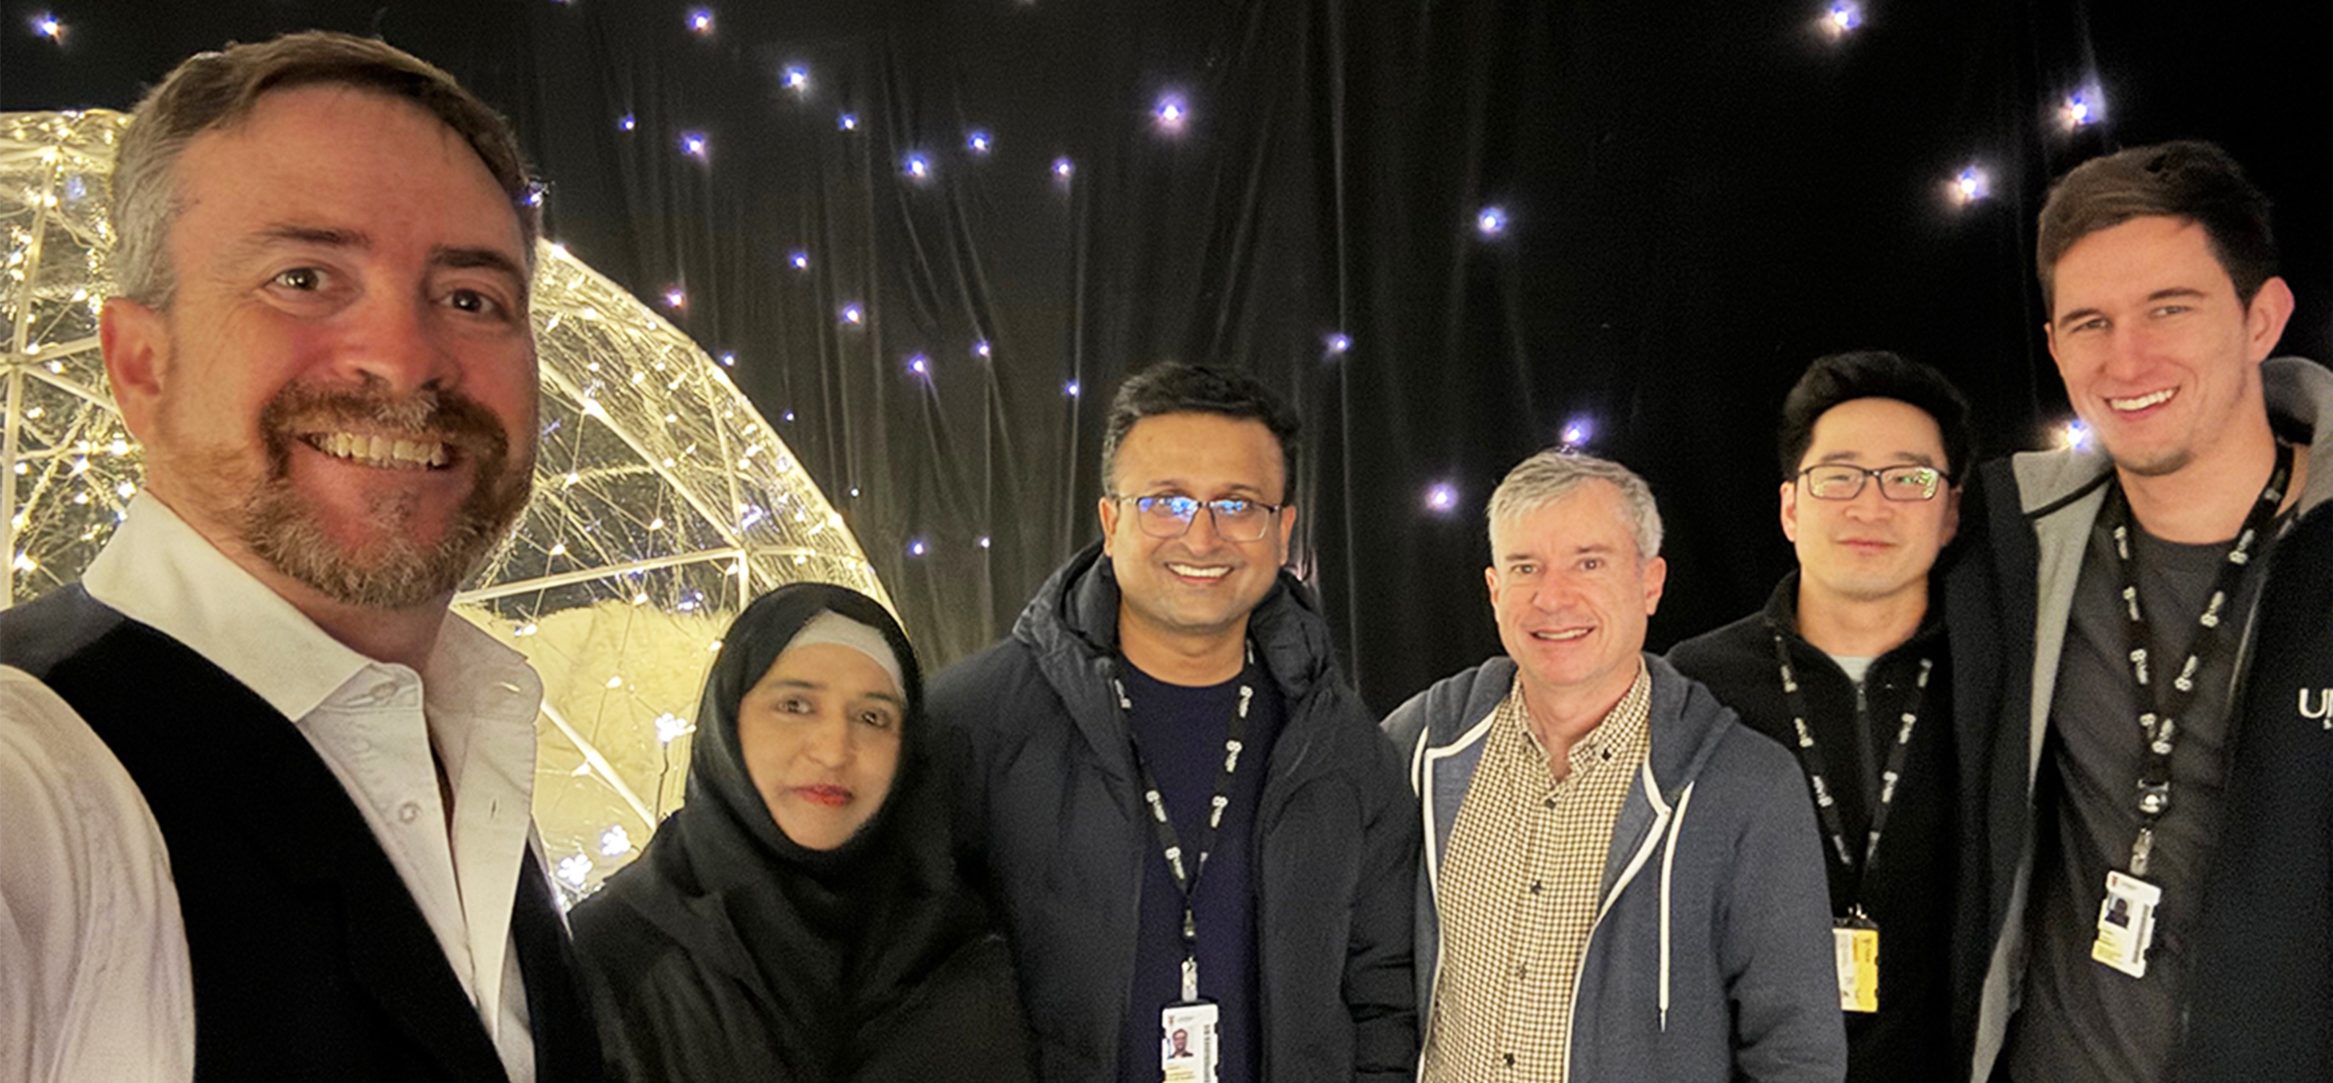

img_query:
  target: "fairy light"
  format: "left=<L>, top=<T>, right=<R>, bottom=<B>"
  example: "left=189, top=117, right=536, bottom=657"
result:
left=1324, top=332, right=1352, bottom=357
left=1476, top=206, right=1508, bottom=237
left=838, top=112, right=859, bottom=131
left=618, top=114, right=637, bottom=132
left=967, top=130, right=993, bottom=154
left=1822, top=1, right=1862, bottom=36
left=789, top=250, right=810, bottom=270
left=680, top=131, right=710, bottom=162
left=686, top=8, right=713, bottom=34
left=598, top=825, right=632, bottom=857
left=1154, top=94, right=1189, bottom=132
left=903, top=152, right=932, bottom=180
left=782, top=66, right=810, bottom=92
left=30, top=13, right=63, bottom=42
left=840, top=303, right=864, bottom=325
left=1425, top=482, right=1459, bottom=513
left=1952, top=165, right=1990, bottom=205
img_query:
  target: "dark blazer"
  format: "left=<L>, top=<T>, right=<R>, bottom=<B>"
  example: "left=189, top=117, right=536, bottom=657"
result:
left=0, top=585, right=602, bottom=1082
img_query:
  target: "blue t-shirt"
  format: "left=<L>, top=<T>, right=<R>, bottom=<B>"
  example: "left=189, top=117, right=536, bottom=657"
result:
left=1113, top=659, right=1286, bottom=1083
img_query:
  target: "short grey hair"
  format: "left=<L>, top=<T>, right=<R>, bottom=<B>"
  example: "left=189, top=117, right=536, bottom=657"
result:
left=1486, top=450, right=1663, bottom=562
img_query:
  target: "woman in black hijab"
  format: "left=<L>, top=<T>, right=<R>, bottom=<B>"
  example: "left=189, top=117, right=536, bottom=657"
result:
left=571, top=583, right=1033, bottom=1082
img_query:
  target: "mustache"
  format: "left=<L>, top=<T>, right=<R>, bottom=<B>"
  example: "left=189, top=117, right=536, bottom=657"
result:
left=257, top=378, right=510, bottom=472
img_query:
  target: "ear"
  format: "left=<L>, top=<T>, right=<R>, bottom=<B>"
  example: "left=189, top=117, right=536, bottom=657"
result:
left=1483, top=564, right=1498, bottom=604
left=2244, top=276, right=2296, bottom=362
left=2042, top=318, right=2061, bottom=370
left=101, top=297, right=170, bottom=444
left=1640, top=555, right=1668, bottom=617
left=1273, top=503, right=1298, bottom=567
left=1098, top=495, right=1122, bottom=558
left=1779, top=478, right=1801, bottom=543
left=1940, top=483, right=1963, bottom=547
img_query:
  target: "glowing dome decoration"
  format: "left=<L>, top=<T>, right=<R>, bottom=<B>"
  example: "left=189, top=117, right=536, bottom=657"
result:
left=1, top=110, right=890, bottom=900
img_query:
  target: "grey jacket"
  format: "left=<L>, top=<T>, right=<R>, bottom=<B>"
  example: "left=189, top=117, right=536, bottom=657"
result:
left=1961, top=357, right=2333, bottom=1080
left=1382, top=654, right=1846, bottom=1082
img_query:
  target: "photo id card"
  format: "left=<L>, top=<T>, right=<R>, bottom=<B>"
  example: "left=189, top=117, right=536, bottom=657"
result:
left=2090, top=870, right=2161, bottom=979
left=1832, top=917, right=1880, bottom=1013
left=1160, top=1000, right=1220, bottom=1083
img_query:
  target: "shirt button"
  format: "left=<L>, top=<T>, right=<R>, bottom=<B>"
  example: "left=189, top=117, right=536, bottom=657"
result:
left=1543, top=797, right=1556, bottom=810
left=398, top=801, right=422, bottom=823
left=1503, top=1052, right=1516, bottom=1067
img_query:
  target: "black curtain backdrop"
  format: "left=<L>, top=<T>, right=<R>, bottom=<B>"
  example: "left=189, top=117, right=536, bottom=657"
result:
left=8, top=0, right=2327, bottom=714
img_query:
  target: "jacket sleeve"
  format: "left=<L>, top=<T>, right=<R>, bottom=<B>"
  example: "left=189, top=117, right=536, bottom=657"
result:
left=1347, top=724, right=1424, bottom=1080
left=1721, top=737, right=1849, bottom=1083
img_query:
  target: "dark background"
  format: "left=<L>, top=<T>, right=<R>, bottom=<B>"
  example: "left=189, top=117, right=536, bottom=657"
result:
left=7, top=0, right=2327, bottom=714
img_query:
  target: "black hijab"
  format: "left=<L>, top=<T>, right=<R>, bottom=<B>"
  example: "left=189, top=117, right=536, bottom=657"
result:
left=577, top=582, right=1006, bottom=1081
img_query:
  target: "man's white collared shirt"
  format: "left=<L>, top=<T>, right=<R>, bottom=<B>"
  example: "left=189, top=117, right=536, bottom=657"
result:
left=2, top=494, right=544, bottom=1082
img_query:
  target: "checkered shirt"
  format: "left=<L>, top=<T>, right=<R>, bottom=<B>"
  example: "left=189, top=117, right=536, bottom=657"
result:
left=1421, top=663, right=1653, bottom=1083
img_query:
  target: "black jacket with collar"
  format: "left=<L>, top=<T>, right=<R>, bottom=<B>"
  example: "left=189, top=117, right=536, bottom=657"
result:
left=1667, top=573, right=1962, bottom=1083
left=926, top=542, right=1419, bottom=1083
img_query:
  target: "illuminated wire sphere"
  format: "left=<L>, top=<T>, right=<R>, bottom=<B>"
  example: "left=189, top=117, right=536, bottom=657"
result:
left=0, top=110, right=890, bottom=899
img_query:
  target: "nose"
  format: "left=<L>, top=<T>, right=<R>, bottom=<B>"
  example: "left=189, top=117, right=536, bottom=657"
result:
left=801, top=711, right=854, bottom=768
left=1843, top=478, right=1892, bottom=517
left=1530, top=574, right=1577, bottom=612
left=1180, top=504, right=1228, bottom=551
left=338, top=292, right=460, bottom=397
left=2100, top=324, right=2154, bottom=382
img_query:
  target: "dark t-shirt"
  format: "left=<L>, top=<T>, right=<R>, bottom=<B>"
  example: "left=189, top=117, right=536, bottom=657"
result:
left=2008, top=515, right=2275, bottom=1083
left=1114, top=660, right=1286, bottom=1083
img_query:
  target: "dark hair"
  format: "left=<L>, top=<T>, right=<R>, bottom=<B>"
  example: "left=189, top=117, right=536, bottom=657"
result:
left=1777, top=351, right=1974, bottom=481
left=112, top=30, right=538, bottom=307
left=1099, top=363, right=1302, bottom=502
left=2036, top=140, right=2277, bottom=309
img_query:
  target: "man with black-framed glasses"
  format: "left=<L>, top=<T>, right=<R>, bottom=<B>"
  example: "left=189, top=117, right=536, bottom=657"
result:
left=929, top=362, right=1419, bottom=1083
left=1670, top=350, right=1975, bottom=1083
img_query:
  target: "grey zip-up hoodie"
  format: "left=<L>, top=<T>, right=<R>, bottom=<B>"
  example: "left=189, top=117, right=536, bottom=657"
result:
left=1382, top=654, right=1845, bottom=1082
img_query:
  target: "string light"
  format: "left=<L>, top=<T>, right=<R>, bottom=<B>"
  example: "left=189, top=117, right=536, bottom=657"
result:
left=32, top=13, right=65, bottom=42
left=1951, top=165, right=1990, bottom=205
left=1476, top=206, right=1509, bottom=237
left=908, top=539, right=929, bottom=557
left=719, top=352, right=735, bottom=367
left=840, top=303, right=864, bottom=325
left=662, top=287, right=686, bottom=310
left=1561, top=417, right=1593, bottom=447
left=618, top=114, right=637, bottom=132
left=686, top=8, right=713, bottom=34
left=903, top=152, right=932, bottom=179
left=1065, top=380, right=1081, bottom=397
left=1052, top=157, right=1075, bottom=182
left=783, top=410, right=797, bottom=422
left=978, top=536, right=992, bottom=549
left=1324, top=332, right=1352, bottom=357
left=680, top=131, right=710, bottom=162
left=1425, top=482, right=1460, bottom=514
left=2060, top=418, right=2092, bottom=450
left=1153, top=94, right=1189, bottom=133
left=973, top=339, right=993, bottom=358
left=1822, top=1, right=1862, bottom=36
left=838, top=112, right=859, bottom=131
left=2061, top=89, right=2104, bottom=129
left=967, top=130, right=994, bottom=154
left=789, top=250, right=810, bottom=270
left=782, top=66, right=810, bottom=92
left=909, top=353, right=931, bottom=376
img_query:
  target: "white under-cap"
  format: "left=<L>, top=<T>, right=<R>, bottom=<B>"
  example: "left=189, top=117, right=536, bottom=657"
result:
left=785, top=610, right=906, bottom=695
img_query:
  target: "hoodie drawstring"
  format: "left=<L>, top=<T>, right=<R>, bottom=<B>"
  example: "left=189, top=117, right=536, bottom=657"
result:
left=1658, top=781, right=1695, bottom=1032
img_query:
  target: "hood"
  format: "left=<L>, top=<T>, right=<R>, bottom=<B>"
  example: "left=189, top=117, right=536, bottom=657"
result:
left=2013, top=356, right=2333, bottom=517
left=1399, top=653, right=1740, bottom=798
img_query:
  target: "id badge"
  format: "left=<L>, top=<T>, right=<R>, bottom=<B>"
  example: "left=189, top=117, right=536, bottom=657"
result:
left=1832, top=916, right=1880, bottom=1013
left=2090, top=870, right=2161, bottom=979
left=1160, top=1000, right=1220, bottom=1083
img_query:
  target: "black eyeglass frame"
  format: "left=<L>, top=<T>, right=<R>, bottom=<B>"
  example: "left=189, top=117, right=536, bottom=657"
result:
left=1107, top=492, right=1290, bottom=541
left=1794, top=463, right=1953, bottom=502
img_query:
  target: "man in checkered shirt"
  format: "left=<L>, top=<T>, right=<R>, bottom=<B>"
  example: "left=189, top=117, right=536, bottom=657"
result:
left=1383, top=450, right=1844, bottom=1083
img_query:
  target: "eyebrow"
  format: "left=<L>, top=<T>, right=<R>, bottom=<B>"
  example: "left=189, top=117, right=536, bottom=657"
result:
left=767, top=677, right=906, bottom=708
left=224, top=225, right=528, bottom=293
left=2055, top=286, right=2210, bottom=328
left=1813, top=451, right=1939, bottom=467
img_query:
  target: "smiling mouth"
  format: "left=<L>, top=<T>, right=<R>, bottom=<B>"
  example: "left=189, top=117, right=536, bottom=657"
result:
left=2108, top=388, right=2176, bottom=412
left=793, top=784, right=853, bottom=808
left=1531, top=627, right=1591, bottom=642
left=1166, top=562, right=1230, bottom=580
left=301, top=431, right=452, bottom=471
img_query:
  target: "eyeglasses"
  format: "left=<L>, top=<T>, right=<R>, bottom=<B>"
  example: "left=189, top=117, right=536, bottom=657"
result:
left=1110, top=493, right=1287, bottom=541
left=1797, top=463, right=1950, bottom=502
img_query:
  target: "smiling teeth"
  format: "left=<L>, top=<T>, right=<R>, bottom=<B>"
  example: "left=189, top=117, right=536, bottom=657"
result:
left=310, top=432, right=449, bottom=471
left=1168, top=563, right=1229, bottom=579
left=2109, top=389, right=2175, bottom=412
left=1534, top=628, right=1589, bottom=641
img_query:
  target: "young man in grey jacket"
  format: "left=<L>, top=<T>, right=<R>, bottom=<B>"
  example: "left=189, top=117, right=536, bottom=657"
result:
left=1382, top=451, right=1845, bottom=1083
left=1952, top=140, right=2333, bottom=1083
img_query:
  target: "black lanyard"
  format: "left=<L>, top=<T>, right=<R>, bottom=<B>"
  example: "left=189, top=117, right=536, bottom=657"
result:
left=1112, top=643, right=1255, bottom=1002
left=2105, top=440, right=2292, bottom=878
left=1770, top=629, right=1931, bottom=909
